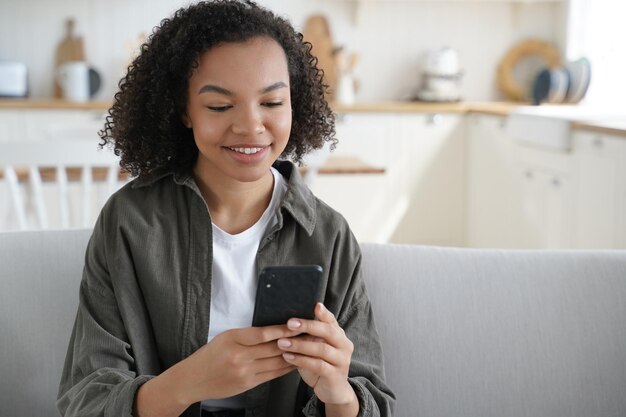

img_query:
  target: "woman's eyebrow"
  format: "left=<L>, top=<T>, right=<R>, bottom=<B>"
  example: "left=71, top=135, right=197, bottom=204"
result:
left=260, top=81, right=288, bottom=94
left=197, top=84, right=232, bottom=95
left=197, top=81, right=288, bottom=96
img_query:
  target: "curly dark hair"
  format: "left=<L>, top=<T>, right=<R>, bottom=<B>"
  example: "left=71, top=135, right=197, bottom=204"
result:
left=100, top=0, right=336, bottom=179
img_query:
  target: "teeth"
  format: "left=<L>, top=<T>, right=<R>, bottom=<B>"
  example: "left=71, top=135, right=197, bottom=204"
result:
left=230, top=147, right=263, bottom=154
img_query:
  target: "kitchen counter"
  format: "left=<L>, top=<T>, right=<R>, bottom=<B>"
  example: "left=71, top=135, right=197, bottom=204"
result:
left=0, top=99, right=526, bottom=115
left=0, top=99, right=111, bottom=110
left=1, top=99, right=624, bottom=136
left=332, top=101, right=520, bottom=117
left=572, top=119, right=626, bottom=137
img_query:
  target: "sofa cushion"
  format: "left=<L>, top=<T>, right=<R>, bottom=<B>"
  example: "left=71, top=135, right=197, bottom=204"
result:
left=361, top=243, right=626, bottom=417
left=0, top=229, right=92, bottom=417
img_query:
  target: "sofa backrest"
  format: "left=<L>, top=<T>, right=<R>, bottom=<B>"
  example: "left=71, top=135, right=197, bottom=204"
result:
left=1, top=230, right=626, bottom=417
left=360, top=243, right=626, bottom=417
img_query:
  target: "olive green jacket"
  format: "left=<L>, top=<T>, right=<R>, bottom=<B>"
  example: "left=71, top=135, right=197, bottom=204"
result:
left=57, top=160, right=395, bottom=417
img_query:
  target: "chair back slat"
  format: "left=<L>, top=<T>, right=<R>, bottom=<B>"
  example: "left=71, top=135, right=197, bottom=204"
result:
left=80, top=164, right=93, bottom=228
left=4, top=166, right=29, bottom=230
left=28, top=165, right=48, bottom=229
left=0, top=140, right=126, bottom=231
left=56, top=165, right=70, bottom=228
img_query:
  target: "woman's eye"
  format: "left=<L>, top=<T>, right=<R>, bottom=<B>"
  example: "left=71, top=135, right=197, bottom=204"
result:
left=207, top=105, right=232, bottom=112
left=263, top=101, right=283, bottom=108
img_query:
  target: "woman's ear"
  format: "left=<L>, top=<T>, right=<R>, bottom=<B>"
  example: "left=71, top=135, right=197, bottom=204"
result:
left=181, top=113, right=192, bottom=129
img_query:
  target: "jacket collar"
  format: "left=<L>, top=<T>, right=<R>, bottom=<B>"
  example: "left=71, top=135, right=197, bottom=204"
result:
left=131, top=160, right=317, bottom=236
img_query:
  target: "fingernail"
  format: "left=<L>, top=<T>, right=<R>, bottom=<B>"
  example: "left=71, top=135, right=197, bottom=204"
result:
left=287, top=319, right=301, bottom=329
left=283, top=353, right=295, bottom=360
left=278, top=339, right=291, bottom=348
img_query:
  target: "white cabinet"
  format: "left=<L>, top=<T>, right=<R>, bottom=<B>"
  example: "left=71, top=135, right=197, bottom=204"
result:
left=466, top=114, right=575, bottom=249
left=389, top=113, right=465, bottom=246
left=573, top=130, right=626, bottom=248
left=515, top=150, right=575, bottom=248
left=312, top=113, right=398, bottom=243
left=0, top=109, right=107, bottom=143
left=466, top=114, right=523, bottom=247
left=311, top=112, right=465, bottom=245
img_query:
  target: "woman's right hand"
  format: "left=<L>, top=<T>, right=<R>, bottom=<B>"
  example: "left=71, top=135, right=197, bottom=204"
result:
left=182, top=325, right=300, bottom=401
left=135, top=325, right=300, bottom=417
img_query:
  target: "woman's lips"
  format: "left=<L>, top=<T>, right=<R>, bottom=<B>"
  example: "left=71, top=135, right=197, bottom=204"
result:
left=224, top=145, right=270, bottom=163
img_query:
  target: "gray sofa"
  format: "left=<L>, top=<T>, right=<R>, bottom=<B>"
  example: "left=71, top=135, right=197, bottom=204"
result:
left=1, top=229, right=626, bottom=417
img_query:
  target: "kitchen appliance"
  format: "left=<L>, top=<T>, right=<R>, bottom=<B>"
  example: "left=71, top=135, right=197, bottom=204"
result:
left=0, top=61, right=28, bottom=98
left=415, top=47, right=463, bottom=102
left=56, top=61, right=102, bottom=102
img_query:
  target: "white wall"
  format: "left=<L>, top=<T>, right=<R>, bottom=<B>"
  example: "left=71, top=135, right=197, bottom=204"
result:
left=0, top=0, right=565, bottom=102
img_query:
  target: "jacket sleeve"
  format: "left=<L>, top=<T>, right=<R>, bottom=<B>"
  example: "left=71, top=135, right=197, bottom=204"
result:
left=57, top=212, right=154, bottom=417
left=302, top=226, right=396, bottom=417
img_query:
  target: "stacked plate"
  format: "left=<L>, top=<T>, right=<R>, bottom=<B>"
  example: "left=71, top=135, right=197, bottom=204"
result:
left=532, top=58, right=591, bottom=105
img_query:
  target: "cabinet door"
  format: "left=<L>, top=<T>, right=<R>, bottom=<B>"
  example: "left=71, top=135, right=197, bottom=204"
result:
left=518, top=165, right=575, bottom=249
left=311, top=113, right=397, bottom=243
left=465, top=114, right=525, bottom=248
left=20, top=110, right=107, bottom=142
left=389, top=113, right=465, bottom=246
left=573, top=131, right=624, bottom=248
left=466, top=114, right=576, bottom=249
left=311, top=112, right=464, bottom=245
left=0, top=111, right=19, bottom=143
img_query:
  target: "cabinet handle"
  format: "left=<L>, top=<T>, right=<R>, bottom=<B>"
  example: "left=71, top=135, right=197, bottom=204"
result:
left=525, top=170, right=533, bottom=179
left=551, top=177, right=561, bottom=187
left=592, top=136, right=604, bottom=148
left=425, top=113, right=442, bottom=126
left=498, top=117, right=507, bottom=129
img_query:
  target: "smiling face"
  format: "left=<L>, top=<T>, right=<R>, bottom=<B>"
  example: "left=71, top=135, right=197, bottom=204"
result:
left=184, top=36, right=292, bottom=187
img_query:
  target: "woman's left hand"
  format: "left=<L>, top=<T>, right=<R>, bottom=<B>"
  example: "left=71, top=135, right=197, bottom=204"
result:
left=277, top=303, right=358, bottom=410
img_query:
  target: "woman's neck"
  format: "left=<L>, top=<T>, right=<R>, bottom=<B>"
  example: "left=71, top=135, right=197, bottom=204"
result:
left=193, top=166, right=275, bottom=235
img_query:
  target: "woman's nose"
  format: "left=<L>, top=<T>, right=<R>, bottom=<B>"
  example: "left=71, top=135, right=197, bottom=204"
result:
left=231, top=106, right=266, bottom=136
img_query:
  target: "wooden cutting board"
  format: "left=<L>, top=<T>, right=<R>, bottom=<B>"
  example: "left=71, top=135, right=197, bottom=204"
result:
left=53, top=18, right=85, bottom=98
left=302, top=15, right=337, bottom=101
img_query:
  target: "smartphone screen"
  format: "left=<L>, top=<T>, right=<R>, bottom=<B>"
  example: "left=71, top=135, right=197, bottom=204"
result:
left=252, top=265, right=323, bottom=327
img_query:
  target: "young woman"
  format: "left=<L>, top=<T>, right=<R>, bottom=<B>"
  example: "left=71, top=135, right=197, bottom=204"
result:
left=57, top=1, right=394, bottom=416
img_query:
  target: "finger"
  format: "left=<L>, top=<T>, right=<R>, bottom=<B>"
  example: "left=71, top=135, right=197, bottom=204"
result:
left=253, top=363, right=297, bottom=385
left=233, top=325, right=301, bottom=346
left=277, top=337, right=344, bottom=367
left=282, top=352, right=335, bottom=377
left=314, top=303, right=338, bottom=325
left=248, top=340, right=289, bottom=360
left=287, top=317, right=347, bottom=348
left=253, top=355, right=294, bottom=374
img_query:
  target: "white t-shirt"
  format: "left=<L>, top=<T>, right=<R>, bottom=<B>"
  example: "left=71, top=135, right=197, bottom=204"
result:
left=202, top=167, right=287, bottom=411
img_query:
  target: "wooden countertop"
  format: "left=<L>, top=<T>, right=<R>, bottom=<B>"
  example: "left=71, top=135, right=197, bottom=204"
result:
left=331, top=101, right=521, bottom=117
left=0, top=99, right=111, bottom=111
left=1, top=99, right=623, bottom=136
left=571, top=120, right=626, bottom=137
left=0, top=99, right=523, bottom=115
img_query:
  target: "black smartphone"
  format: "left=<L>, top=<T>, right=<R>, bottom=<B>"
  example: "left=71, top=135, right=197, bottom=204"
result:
left=252, top=265, right=324, bottom=327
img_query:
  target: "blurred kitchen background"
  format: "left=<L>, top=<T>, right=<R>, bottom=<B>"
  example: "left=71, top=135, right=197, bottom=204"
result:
left=1, top=0, right=625, bottom=249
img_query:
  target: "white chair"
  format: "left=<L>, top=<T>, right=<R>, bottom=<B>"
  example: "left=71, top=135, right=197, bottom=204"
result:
left=0, top=140, right=126, bottom=230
